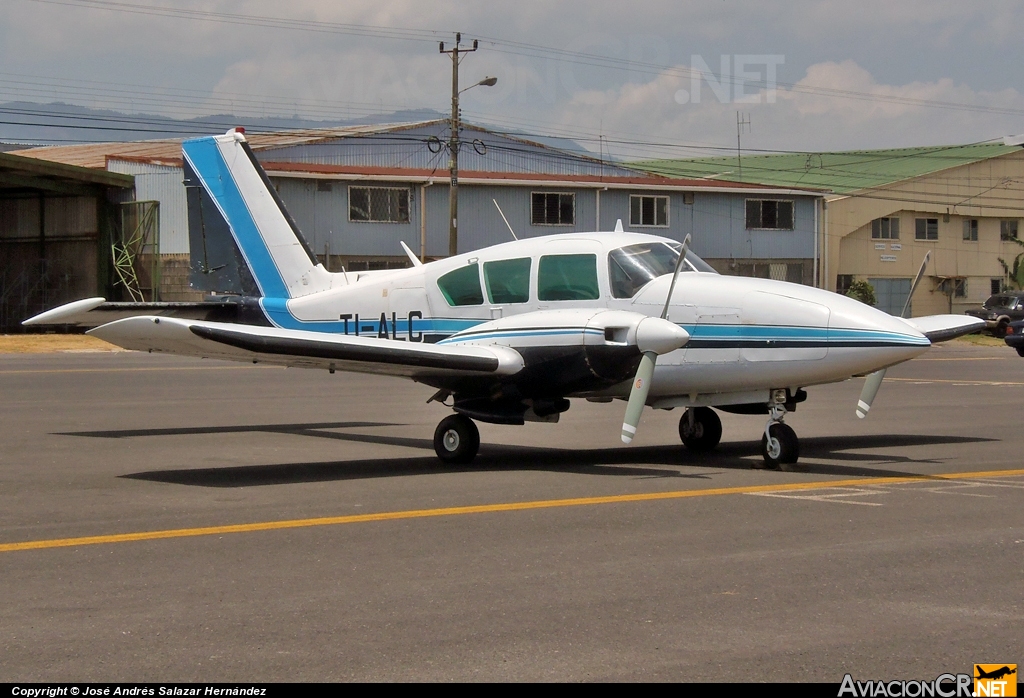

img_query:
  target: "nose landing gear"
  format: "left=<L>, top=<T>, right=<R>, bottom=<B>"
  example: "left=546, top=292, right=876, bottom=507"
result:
left=758, top=399, right=800, bottom=470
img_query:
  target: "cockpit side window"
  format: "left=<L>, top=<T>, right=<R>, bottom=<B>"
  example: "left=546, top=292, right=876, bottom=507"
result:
left=484, top=258, right=531, bottom=304
left=538, top=254, right=600, bottom=301
left=608, top=242, right=717, bottom=298
left=437, top=263, right=484, bottom=306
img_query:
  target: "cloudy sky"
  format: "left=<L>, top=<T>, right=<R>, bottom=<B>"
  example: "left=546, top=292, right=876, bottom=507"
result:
left=2, top=0, right=1023, bottom=158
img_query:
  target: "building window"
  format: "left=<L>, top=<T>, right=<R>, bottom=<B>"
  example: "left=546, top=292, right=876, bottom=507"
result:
left=1001, top=220, right=1019, bottom=241
left=836, top=274, right=854, bottom=295
left=349, top=186, right=410, bottom=223
left=915, top=218, right=938, bottom=241
left=531, top=192, right=575, bottom=226
left=745, top=199, right=794, bottom=230
left=871, top=217, right=900, bottom=239
left=963, top=219, right=979, bottom=242
left=630, top=195, right=669, bottom=227
left=991, top=279, right=1003, bottom=295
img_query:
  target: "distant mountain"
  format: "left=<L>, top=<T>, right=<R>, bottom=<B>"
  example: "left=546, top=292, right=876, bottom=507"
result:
left=0, top=101, right=601, bottom=158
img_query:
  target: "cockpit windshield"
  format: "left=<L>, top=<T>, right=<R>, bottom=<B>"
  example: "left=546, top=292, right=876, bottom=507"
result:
left=608, top=242, right=716, bottom=298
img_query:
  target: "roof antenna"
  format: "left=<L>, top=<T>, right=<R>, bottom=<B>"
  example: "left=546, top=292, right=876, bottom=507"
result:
left=493, top=199, right=518, bottom=240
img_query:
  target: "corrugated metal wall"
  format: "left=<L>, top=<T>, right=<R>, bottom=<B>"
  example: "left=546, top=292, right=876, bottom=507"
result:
left=108, top=160, right=189, bottom=254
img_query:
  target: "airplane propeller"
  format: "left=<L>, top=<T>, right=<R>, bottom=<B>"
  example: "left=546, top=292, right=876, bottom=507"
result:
left=621, top=235, right=692, bottom=443
left=855, top=251, right=931, bottom=419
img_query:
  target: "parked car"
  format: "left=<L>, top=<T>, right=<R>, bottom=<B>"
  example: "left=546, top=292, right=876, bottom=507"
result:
left=965, top=291, right=1024, bottom=337
left=1005, top=319, right=1024, bottom=357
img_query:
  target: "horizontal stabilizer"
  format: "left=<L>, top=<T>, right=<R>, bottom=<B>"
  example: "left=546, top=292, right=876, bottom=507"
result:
left=900, top=315, right=985, bottom=343
left=88, top=316, right=525, bottom=378
left=22, top=298, right=241, bottom=329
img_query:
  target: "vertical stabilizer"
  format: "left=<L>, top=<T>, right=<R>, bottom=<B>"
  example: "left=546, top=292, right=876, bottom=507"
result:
left=182, top=131, right=332, bottom=299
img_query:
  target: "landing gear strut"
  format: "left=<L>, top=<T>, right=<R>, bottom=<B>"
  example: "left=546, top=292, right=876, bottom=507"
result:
left=433, top=414, right=480, bottom=464
left=679, top=407, right=722, bottom=452
left=758, top=398, right=799, bottom=470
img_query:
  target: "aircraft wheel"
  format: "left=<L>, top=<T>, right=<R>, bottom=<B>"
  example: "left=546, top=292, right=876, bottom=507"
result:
left=433, top=414, right=480, bottom=465
left=760, top=423, right=799, bottom=470
left=678, top=407, right=722, bottom=452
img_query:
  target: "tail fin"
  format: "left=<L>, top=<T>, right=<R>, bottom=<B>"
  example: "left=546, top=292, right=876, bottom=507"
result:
left=182, top=130, right=331, bottom=299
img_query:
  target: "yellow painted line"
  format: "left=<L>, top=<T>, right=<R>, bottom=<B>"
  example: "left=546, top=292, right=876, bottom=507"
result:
left=3, top=468, right=1024, bottom=554
left=887, top=377, right=1024, bottom=386
left=0, top=365, right=283, bottom=375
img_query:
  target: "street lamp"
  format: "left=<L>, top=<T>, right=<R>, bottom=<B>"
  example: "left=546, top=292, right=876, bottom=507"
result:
left=440, top=34, right=496, bottom=257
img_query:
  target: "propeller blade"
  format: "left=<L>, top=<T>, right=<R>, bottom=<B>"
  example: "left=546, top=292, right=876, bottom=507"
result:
left=856, top=368, right=886, bottom=419
left=661, top=234, right=692, bottom=320
left=857, top=252, right=928, bottom=418
left=621, top=351, right=657, bottom=443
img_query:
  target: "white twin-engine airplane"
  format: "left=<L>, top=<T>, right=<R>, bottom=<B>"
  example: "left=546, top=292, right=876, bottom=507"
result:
left=26, top=130, right=984, bottom=468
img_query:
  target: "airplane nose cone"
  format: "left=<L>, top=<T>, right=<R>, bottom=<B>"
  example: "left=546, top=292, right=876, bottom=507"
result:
left=635, top=317, right=690, bottom=355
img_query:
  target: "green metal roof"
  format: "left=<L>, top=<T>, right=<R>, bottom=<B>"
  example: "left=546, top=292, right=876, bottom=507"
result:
left=633, top=143, right=1021, bottom=195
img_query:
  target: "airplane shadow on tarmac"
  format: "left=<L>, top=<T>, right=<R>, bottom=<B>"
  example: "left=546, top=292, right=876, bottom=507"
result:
left=53, top=420, right=997, bottom=488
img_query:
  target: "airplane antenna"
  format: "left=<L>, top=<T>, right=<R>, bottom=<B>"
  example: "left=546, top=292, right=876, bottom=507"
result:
left=400, top=240, right=424, bottom=267
left=661, top=234, right=692, bottom=320
left=492, top=199, right=518, bottom=240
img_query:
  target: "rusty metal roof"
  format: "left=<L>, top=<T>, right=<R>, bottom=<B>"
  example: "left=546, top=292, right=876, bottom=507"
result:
left=7, top=121, right=444, bottom=169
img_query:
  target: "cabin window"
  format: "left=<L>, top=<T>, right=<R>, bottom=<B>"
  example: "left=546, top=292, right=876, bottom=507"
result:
left=538, top=254, right=599, bottom=301
left=531, top=192, right=575, bottom=225
left=484, top=258, right=531, bottom=304
left=746, top=199, right=794, bottom=230
left=349, top=186, right=410, bottom=223
left=630, top=195, right=669, bottom=227
left=915, top=218, right=938, bottom=241
left=871, top=217, right=900, bottom=239
left=437, top=263, right=483, bottom=306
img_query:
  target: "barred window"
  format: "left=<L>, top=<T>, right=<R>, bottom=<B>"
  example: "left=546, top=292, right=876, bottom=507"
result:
left=630, top=195, right=669, bottom=227
left=349, top=186, right=410, bottom=223
left=745, top=199, right=794, bottom=230
left=532, top=192, right=575, bottom=225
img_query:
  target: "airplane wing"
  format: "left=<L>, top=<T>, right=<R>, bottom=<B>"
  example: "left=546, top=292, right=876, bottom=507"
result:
left=88, top=316, right=525, bottom=378
left=22, top=297, right=241, bottom=328
left=900, top=314, right=985, bottom=342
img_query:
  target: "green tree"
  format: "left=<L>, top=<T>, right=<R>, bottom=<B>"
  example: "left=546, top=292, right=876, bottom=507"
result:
left=997, top=237, right=1024, bottom=290
left=845, top=279, right=876, bottom=306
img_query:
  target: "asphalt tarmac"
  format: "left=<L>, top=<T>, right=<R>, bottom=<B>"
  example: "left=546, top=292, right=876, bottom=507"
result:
left=1, top=341, right=1022, bottom=682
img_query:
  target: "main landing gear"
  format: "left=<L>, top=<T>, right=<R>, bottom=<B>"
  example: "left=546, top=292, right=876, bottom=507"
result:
left=758, top=399, right=800, bottom=470
left=678, top=407, right=722, bottom=452
left=433, top=414, right=480, bottom=464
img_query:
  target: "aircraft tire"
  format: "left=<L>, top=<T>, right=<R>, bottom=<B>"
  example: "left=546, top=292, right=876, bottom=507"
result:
left=678, top=407, right=722, bottom=452
left=760, top=423, right=799, bottom=470
left=434, top=414, right=480, bottom=465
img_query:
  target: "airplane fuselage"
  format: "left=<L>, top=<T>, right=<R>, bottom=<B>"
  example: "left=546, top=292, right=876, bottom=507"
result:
left=262, top=232, right=930, bottom=404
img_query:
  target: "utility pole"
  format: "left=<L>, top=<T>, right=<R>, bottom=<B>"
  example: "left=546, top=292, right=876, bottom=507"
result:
left=439, top=33, right=495, bottom=257
left=736, top=111, right=751, bottom=180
